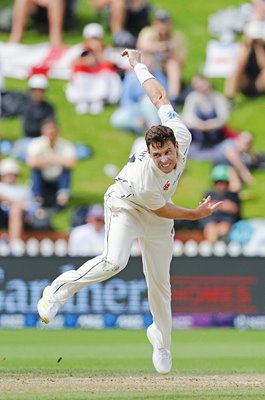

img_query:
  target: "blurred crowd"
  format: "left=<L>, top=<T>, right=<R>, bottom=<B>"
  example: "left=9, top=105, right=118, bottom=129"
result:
left=0, top=0, right=265, bottom=256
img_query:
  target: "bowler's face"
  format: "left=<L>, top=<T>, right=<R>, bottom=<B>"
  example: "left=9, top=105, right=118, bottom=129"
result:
left=148, top=140, right=178, bottom=174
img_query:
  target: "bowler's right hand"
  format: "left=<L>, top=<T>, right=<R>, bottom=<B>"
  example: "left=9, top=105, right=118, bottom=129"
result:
left=121, top=49, right=142, bottom=68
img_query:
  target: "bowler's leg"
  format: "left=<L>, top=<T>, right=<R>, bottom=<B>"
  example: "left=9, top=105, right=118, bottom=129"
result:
left=140, top=223, right=174, bottom=349
left=38, top=202, right=138, bottom=324
left=140, top=221, right=174, bottom=373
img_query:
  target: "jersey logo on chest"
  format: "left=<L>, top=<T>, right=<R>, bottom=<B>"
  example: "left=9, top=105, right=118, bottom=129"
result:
left=163, top=181, right=171, bottom=191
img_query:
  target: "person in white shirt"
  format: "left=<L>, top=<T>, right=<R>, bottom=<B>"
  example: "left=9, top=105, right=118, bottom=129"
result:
left=68, top=204, right=105, bottom=257
left=37, top=49, right=222, bottom=374
left=0, top=158, right=33, bottom=246
left=26, top=118, right=76, bottom=207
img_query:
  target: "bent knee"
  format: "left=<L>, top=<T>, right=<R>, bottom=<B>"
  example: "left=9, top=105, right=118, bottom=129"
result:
left=101, top=258, right=125, bottom=273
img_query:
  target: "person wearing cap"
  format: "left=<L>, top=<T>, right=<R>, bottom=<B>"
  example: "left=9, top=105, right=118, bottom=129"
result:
left=199, top=164, right=241, bottom=243
left=137, top=9, right=187, bottom=102
left=68, top=204, right=105, bottom=256
left=26, top=118, right=76, bottom=207
left=82, top=22, right=106, bottom=63
left=66, top=23, right=121, bottom=115
left=22, top=74, right=55, bottom=138
left=0, top=157, right=35, bottom=247
left=12, top=73, right=56, bottom=162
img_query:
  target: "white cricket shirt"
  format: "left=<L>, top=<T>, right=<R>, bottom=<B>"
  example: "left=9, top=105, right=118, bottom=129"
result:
left=111, top=104, right=192, bottom=212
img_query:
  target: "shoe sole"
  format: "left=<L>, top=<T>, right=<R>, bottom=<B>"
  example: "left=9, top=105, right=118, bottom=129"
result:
left=40, top=316, right=49, bottom=324
left=156, top=368, right=171, bottom=375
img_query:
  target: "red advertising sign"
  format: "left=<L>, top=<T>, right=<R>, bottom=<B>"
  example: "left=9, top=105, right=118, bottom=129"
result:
left=171, top=276, right=257, bottom=313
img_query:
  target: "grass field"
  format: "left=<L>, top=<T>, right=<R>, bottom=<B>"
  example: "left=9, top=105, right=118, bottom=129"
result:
left=1, top=328, right=265, bottom=399
left=1, top=0, right=265, bottom=232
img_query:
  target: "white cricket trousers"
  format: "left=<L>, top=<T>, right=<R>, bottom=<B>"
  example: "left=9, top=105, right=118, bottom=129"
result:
left=51, top=192, right=174, bottom=349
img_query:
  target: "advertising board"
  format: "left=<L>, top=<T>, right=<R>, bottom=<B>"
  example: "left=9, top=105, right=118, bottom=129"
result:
left=0, top=256, right=264, bottom=329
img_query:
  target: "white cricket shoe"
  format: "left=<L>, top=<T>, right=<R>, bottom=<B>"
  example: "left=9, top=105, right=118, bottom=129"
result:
left=37, top=286, right=61, bottom=324
left=147, top=324, right=172, bottom=374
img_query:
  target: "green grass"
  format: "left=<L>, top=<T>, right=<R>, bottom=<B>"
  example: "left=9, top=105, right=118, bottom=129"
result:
left=0, top=0, right=265, bottom=231
left=1, top=328, right=265, bottom=373
left=1, top=329, right=265, bottom=399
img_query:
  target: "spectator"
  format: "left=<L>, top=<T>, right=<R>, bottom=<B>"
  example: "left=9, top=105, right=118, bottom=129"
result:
left=65, top=29, right=121, bottom=115
left=137, top=9, right=187, bottom=102
left=0, top=69, right=26, bottom=119
left=0, top=157, right=50, bottom=248
left=224, top=0, right=265, bottom=100
left=81, top=22, right=106, bottom=64
left=80, top=21, right=135, bottom=75
left=23, top=74, right=55, bottom=137
left=26, top=118, right=76, bottom=208
left=189, top=131, right=255, bottom=192
left=90, top=0, right=151, bottom=47
left=8, top=0, right=65, bottom=47
left=110, top=52, right=166, bottom=134
left=68, top=204, right=105, bottom=256
left=13, top=74, right=55, bottom=162
left=181, top=75, right=232, bottom=148
left=218, top=131, right=255, bottom=192
left=0, top=158, right=31, bottom=246
left=199, top=165, right=241, bottom=243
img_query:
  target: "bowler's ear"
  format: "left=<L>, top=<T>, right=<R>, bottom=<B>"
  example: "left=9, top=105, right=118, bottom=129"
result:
left=175, top=141, right=179, bottom=152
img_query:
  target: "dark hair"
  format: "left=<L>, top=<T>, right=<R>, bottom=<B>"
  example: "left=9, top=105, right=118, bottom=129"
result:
left=145, top=125, right=176, bottom=149
left=41, top=116, right=57, bottom=128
